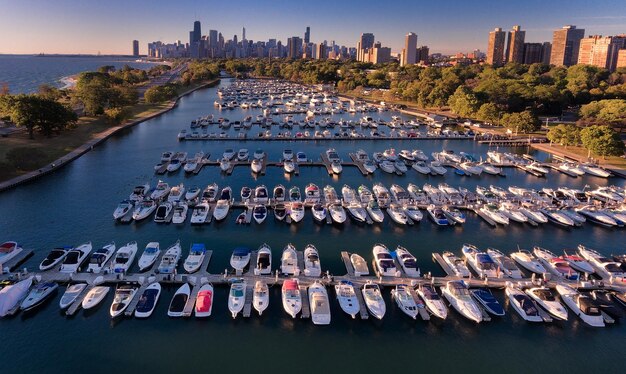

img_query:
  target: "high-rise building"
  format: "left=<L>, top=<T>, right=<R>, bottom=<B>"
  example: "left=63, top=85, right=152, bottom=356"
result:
left=523, top=43, right=543, bottom=64
left=577, top=35, right=626, bottom=71
left=132, top=40, right=139, bottom=56
left=304, top=27, right=310, bottom=44
left=401, top=32, right=418, bottom=66
left=417, top=46, right=429, bottom=63
left=287, top=36, right=302, bottom=59
left=506, top=25, right=525, bottom=63
left=357, top=33, right=375, bottom=62
left=242, top=27, right=246, bottom=41
left=316, top=43, right=326, bottom=60
left=617, top=49, right=626, bottom=69
left=487, top=27, right=506, bottom=66
left=550, top=25, right=585, bottom=66
left=191, top=21, right=201, bottom=44
left=541, top=42, right=552, bottom=64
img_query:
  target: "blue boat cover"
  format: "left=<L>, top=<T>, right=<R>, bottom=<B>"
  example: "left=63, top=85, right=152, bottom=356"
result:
left=233, top=247, right=250, bottom=256
left=191, top=243, right=206, bottom=252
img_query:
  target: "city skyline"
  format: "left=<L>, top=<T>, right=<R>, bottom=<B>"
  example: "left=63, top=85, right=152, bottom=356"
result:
left=1, top=0, right=625, bottom=55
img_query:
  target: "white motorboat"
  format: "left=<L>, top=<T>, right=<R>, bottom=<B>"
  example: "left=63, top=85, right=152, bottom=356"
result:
left=153, top=201, right=173, bottom=223
left=429, top=161, right=447, bottom=175
left=113, top=200, right=134, bottom=220
left=254, top=244, right=272, bottom=275
left=462, top=244, right=498, bottom=278
left=223, top=148, right=236, bottom=160
left=20, top=281, right=58, bottom=311
left=129, top=182, right=150, bottom=202
left=519, top=205, right=548, bottom=224
left=309, top=282, right=331, bottom=325
left=372, top=183, right=391, bottom=207
left=505, top=285, right=543, bottom=322
left=212, top=200, right=230, bottom=221
left=510, top=249, right=547, bottom=274
left=441, top=281, right=483, bottom=323
left=556, top=284, right=604, bottom=327
left=412, top=161, right=431, bottom=174
left=441, top=251, right=471, bottom=277
left=282, top=149, right=294, bottom=161
left=59, top=242, right=92, bottom=274
left=230, top=247, right=251, bottom=272
left=442, top=206, right=466, bottom=224
left=304, top=244, right=322, bottom=277
left=283, top=160, right=296, bottom=173
left=138, top=242, right=160, bottom=272
left=39, top=246, right=71, bottom=271
left=387, top=204, right=408, bottom=225
left=184, top=243, right=206, bottom=273
left=203, top=183, right=219, bottom=202
left=150, top=180, right=170, bottom=200
left=361, top=282, right=386, bottom=320
left=578, top=245, right=626, bottom=279
left=281, top=244, right=300, bottom=275
left=228, top=280, right=246, bottom=319
left=253, top=148, right=265, bottom=160
left=110, top=241, right=138, bottom=274
left=132, top=199, right=157, bottom=221
left=0, top=277, right=33, bottom=317
left=167, top=283, right=190, bottom=318
left=373, top=244, right=400, bottom=277
left=252, top=281, right=269, bottom=316
left=331, top=160, right=343, bottom=174
left=59, top=283, right=87, bottom=309
left=478, top=162, right=501, bottom=175
left=533, top=247, right=580, bottom=281
left=185, top=186, right=201, bottom=201
left=86, top=242, right=116, bottom=274
left=281, top=278, right=302, bottom=318
left=190, top=202, right=209, bottom=224
left=135, top=282, right=161, bottom=318
left=427, top=205, right=450, bottom=226
left=587, top=187, right=623, bottom=203
left=334, top=280, right=360, bottom=319
left=237, top=148, right=249, bottom=161
left=366, top=201, right=385, bottom=223
left=487, top=248, right=523, bottom=279
left=540, top=208, right=575, bottom=227
left=171, top=202, right=188, bottom=224
left=109, top=285, right=138, bottom=318
left=167, top=184, right=185, bottom=203
left=311, top=203, right=327, bottom=222
left=417, top=284, right=448, bottom=320
left=254, top=185, right=270, bottom=204
left=379, top=160, right=395, bottom=174
left=157, top=240, right=181, bottom=274
left=289, top=202, right=305, bottom=223
left=525, top=287, right=568, bottom=321
left=480, top=204, right=509, bottom=225
left=251, top=158, right=263, bottom=173
left=273, top=184, right=286, bottom=203
left=219, top=157, right=231, bottom=172
left=350, top=254, right=369, bottom=276
left=579, top=163, right=611, bottom=178
left=82, top=286, right=110, bottom=310
left=194, top=283, right=213, bottom=317
left=391, top=284, right=419, bottom=319
left=394, top=160, right=408, bottom=174
left=328, top=203, right=347, bottom=224
left=499, top=202, right=528, bottom=223
left=576, top=205, right=618, bottom=227
left=395, top=246, right=420, bottom=277
left=561, top=251, right=594, bottom=274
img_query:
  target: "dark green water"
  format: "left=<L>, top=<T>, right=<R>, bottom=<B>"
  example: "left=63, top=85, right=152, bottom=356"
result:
left=1, top=79, right=625, bottom=373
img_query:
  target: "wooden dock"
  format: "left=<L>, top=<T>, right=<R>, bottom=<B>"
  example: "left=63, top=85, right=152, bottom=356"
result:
left=2, top=249, right=34, bottom=272
left=353, top=283, right=370, bottom=320
left=319, top=152, right=335, bottom=175
left=348, top=153, right=372, bottom=175
left=472, top=208, right=497, bottom=227
left=407, top=286, right=430, bottom=321
left=341, top=251, right=355, bottom=276
left=124, top=280, right=152, bottom=317
left=431, top=253, right=457, bottom=277
left=242, top=283, right=254, bottom=318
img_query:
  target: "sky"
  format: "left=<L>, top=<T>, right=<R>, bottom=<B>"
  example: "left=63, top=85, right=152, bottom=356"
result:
left=0, top=0, right=625, bottom=55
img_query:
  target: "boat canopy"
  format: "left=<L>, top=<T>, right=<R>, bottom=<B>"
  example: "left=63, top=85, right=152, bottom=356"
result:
left=191, top=243, right=206, bottom=254
left=233, top=247, right=250, bottom=256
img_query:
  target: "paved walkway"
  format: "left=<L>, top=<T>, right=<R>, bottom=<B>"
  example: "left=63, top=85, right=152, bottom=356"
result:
left=0, top=79, right=218, bottom=193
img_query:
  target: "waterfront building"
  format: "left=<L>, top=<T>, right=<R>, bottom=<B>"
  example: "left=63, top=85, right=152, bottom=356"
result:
left=401, top=32, right=418, bottom=66
left=550, top=25, right=585, bottom=66
left=506, top=25, right=525, bottom=63
left=577, top=35, right=626, bottom=71
left=487, top=27, right=506, bottom=66
left=132, top=40, right=139, bottom=56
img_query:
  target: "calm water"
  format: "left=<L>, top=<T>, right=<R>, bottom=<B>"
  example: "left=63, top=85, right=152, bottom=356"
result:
left=1, top=79, right=625, bottom=373
left=0, top=55, right=160, bottom=94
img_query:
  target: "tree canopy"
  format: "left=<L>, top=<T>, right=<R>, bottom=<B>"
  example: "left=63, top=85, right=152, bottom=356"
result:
left=580, top=125, right=626, bottom=158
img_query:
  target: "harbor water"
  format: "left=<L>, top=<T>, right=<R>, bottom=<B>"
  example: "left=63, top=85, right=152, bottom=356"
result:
left=1, top=79, right=625, bottom=372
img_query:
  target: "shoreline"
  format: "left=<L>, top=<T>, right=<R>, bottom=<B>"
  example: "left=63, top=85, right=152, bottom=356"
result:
left=0, top=79, right=220, bottom=193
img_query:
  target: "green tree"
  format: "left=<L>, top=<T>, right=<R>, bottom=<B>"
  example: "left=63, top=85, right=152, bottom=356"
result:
left=500, top=110, right=540, bottom=133
left=5, top=95, right=77, bottom=138
left=476, top=102, right=502, bottom=124
left=580, top=125, right=626, bottom=158
left=448, top=85, right=480, bottom=117
left=579, top=99, right=626, bottom=132
left=546, top=124, right=581, bottom=147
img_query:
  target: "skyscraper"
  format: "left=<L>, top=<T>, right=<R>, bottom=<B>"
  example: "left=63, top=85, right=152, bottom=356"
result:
left=316, top=43, right=326, bottom=60
left=550, top=25, right=585, bottom=66
left=541, top=42, right=552, bottom=64
left=304, top=27, right=310, bottom=44
left=401, top=32, right=418, bottom=66
left=287, top=36, right=302, bottom=59
left=577, top=35, right=626, bottom=71
left=505, top=25, right=525, bottom=63
left=242, top=27, right=246, bottom=41
left=523, top=43, right=542, bottom=64
left=191, top=21, right=201, bottom=44
left=357, top=33, right=375, bottom=62
left=132, top=40, right=139, bottom=56
left=486, top=27, right=506, bottom=66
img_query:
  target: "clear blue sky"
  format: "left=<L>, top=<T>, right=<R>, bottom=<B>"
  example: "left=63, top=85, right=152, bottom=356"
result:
left=1, top=0, right=624, bottom=55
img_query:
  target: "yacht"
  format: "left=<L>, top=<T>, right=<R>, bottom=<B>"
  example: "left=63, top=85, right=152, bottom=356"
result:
left=309, top=282, right=331, bottom=325
left=540, top=208, right=576, bottom=227
left=59, top=283, right=87, bottom=309
left=190, top=202, right=209, bottom=224
left=82, top=286, right=110, bottom=310
left=525, top=287, right=568, bottom=321
left=469, top=288, right=505, bottom=316
left=59, top=242, right=92, bottom=273
left=252, top=205, right=268, bottom=224
left=395, top=246, right=420, bottom=277
left=150, top=180, right=170, bottom=200
left=167, top=283, right=190, bottom=318
left=223, top=148, right=236, bottom=160
left=562, top=251, right=594, bottom=274
left=281, top=244, right=300, bottom=275
left=185, top=186, right=201, bottom=201
left=282, top=149, right=294, bottom=161
left=230, top=247, right=251, bottom=272
left=576, top=205, right=619, bottom=227
left=251, top=158, right=263, bottom=173
left=311, top=203, right=327, bottom=222
left=289, top=202, right=305, bottom=223
left=171, top=202, right=188, bottom=224
left=331, top=161, right=343, bottom=174
left=429, top=161, right=447, bottom=175
left=462, top=244, right=497, bottom=278
left=203, top=183, right=219, bottom=202
left=135, top=282, right=161, bottom=318
left=441, top=281, right=483, bottom=323
left=129, top=183, right=150, bottom=202
left=506, top=285, right=543, bottom=322
left=335, top=280, right=360, bottom=319
left=427, top=205, right=450, bottom=226
left=556, top=284, right=604, bottom=327
left=39, top=246, right=71, bottom=271
left=219, top=157, right=231, bottom=172
left=412, top=161, right=431, bottom=175
left=254, top=185, right=270, bottom=204
left=304, top=183, right=321, bottom=204
left=153, top=201, right=173, bottom=223
left=533, top=247, right=579, bottom=280
left=132, top=199, right=157, bottom=221
left=417, top=284, right=448, bottom=320
left=479, top=204, right=509, bottom=225
left=387, top=204, right=408, bottom=225
left=499, top=202, right=528, bottom=223
left=365, top=200, right=385, bottom=223
left=373, top=244, right=400, bottom=277
left=252, top=281, right=270, bottom=316
left=213, top=196, right=232, bottom=221
left=304, top=245, right=322, bottom=277
left=273, top=204, right=287, bottom=221
left=281, top=279, right=302, bottom=318
left=109, top=285, right=138, bottom=318
left=138, top=242, right=160, bottom=272
left=254, top=244, right=272, bottom=275
left=578, top=245, right=626, bottom=279
left=510, top=249, right=547, bottom=274
left=391, top=284, right=419, bottom=319
left=20, top=282, right=59, bottom=311
left=579, top=163, right=611, bottom=178
left=487, top=248, right=523, bottom=279
left=237, top=148, right=249, bottom=161
left=289, top=186, right=302, bottom=202
left=228, top=280, right=246, bottom=319
left=86, top=242, right=116, bottom=273
left=441, top=251, right=471, bottom=277
left=361, top=282, right=386, bottom=320
left=442, top=206, right=466, bottom=224
left=157, top=240, right=181, bottom=274
left=378, top=160, right=395, bottom=174
left=113, top=200, right=134, bottom=220
left=328, top=203, right=347, bottom=224
left=273, top=184, right=286, bottom=202
left=194, top=283, right=214, bottom=317
left=110, top=241, right=138, bottom=274
left=183, top=243, right=206, bottom=273
left=350, top=254, right=369, bottom=276
left=283, top=160, right=296, bottom=173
